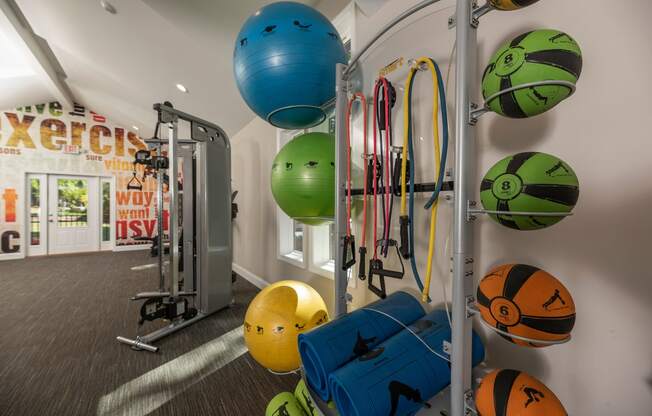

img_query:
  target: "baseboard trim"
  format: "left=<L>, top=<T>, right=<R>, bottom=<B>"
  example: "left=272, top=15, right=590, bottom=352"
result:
left=232, top=263, right=269, bottom=289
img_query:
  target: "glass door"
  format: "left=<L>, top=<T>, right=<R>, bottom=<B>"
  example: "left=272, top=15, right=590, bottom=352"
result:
left=47, top=175, right=99, bottom=255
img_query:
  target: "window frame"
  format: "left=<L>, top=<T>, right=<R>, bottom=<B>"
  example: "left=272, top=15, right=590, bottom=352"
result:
left=276, top=129, right=308, bottom=268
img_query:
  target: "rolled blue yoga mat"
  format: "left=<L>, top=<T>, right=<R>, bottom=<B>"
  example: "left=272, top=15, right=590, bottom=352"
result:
left=298, top=291, right=426, bottom=401
left=329, top=309, right=485, bottom=416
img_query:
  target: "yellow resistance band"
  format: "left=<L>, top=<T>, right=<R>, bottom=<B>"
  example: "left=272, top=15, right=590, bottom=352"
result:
left=401, top=57, right=441, bottom=302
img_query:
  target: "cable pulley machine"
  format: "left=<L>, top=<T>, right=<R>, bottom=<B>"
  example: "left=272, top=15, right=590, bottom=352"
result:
left=117, top=102, right=234, bottom=353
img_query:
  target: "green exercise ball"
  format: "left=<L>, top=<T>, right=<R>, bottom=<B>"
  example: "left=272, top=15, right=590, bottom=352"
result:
left=480, top=152, right=579, bottom=230
left=271, top=132, right=334, bottom=225
left=266, top=392, right=307, bottom=416
left=482, top=29, right=582, bottom=118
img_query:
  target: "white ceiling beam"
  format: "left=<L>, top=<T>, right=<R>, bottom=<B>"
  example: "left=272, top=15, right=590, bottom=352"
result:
left=0, top=0, right=74, bottom=109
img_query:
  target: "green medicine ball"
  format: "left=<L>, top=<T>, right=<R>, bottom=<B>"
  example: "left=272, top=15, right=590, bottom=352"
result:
left=271, top=132, right=334, bottom=226
left=265, top=392, right=307, bottom=416
left=480, top=152, right=579, bottom=230
left=482, top=29, right=582, bottom=118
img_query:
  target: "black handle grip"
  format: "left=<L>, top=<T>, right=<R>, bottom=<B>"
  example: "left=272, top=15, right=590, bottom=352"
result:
left=341, top=235, right=356, bottom=271
left=358, top=247, right=367, bottom=280
left=368, top=259, right=387, bottom=299
left=399, top=216, right=410, bottom=259
left=376, top=268, right=404, bottom=279
left=368, top=278, right=386, bottom=299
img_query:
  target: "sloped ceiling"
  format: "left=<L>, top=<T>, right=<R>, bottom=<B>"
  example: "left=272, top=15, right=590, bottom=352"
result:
left=0, top=27, right=48, bottom=110
left=14, top=0, right=320, bottom=138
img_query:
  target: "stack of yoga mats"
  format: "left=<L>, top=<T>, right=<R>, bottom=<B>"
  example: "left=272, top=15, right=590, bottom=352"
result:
left=298, top=292, right=485, bottom=416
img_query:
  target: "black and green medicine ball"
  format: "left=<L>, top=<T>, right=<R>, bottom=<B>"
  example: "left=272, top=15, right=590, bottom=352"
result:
left=482, top=29, right=582, bottom=118
left=489, top=0, right=542, bottom=11
left=480, top=152, right=579, bottom=230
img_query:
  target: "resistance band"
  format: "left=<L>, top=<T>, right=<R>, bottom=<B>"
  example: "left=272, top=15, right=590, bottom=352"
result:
left=367, top=77, right=403, bottom=299
left=400, top=57, right=449, bottom=302
left=345, top=93, right=367, bottom=274
left=374, top=77, right=397, bottom=256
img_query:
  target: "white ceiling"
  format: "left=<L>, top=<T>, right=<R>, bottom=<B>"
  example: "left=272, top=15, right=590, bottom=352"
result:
left=0, top=2, right=65, bottom=110
left=11, top=0, right=321, bottom=138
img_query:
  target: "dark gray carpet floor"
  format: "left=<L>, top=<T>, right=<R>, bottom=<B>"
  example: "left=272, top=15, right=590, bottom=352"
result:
left=0, top=251, right=299, bottom=416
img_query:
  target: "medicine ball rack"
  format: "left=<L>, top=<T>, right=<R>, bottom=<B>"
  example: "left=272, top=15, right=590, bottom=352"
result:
left=331, top=1, right=575, bottom=415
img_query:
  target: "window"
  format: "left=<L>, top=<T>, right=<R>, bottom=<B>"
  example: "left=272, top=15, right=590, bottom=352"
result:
left=56, top=179, right=88, bottom=227
left=277, top=129, right=307, bottom=266
left=276, top=115, right=352, bottom=284
left=30, top=178, right=41, bottom=246
left=26, top=173, right=47, bottom=256
left=102, top=181, right=111, bottom=242
left=100, top=178, right=114, bottom=250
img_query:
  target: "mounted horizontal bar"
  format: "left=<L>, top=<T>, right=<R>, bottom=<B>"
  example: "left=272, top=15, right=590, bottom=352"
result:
left=350, top=180, right=454, bottom=196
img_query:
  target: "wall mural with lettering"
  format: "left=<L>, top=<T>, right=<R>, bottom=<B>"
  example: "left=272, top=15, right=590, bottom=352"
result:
left=0, top=102, right=162, bottom=260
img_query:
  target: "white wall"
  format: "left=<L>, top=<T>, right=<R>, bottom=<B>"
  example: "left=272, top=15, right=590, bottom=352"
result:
left=231, top=0, right=652, bottom=413
left=231, top=117, right=338, bottom=307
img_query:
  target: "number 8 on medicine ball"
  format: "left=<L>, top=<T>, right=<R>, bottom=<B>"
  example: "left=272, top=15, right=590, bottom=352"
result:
left=480, top=152, right=579, bottom=231
left=233, top=1, right=347, bottom=129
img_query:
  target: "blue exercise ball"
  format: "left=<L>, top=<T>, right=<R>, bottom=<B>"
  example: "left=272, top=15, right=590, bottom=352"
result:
left=233, top=1, right=347, bottom=129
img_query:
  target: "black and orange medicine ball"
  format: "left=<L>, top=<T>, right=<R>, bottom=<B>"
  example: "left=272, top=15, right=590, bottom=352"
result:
left=476, top=369, right=567, bottom=416
left=476, top=264, right=575, bottom=347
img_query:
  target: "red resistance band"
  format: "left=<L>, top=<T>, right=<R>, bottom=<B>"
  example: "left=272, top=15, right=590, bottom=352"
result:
left=372, top=77, right=392, bottom=260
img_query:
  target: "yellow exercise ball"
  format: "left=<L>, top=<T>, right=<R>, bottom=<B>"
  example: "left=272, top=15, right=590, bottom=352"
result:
left=243, top=280, right=329, bottom=372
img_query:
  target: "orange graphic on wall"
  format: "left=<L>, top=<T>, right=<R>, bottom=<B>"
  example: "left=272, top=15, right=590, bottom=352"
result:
left=2, top=188, right=17, bottom=223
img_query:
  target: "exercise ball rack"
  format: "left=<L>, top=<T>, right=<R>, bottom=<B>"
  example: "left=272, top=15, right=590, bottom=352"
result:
left=329, top=1, right=574, bottom=414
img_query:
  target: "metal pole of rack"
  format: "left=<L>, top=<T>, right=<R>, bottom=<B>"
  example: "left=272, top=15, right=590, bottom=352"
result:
left=333, top=62, right=349, bottom=317
left=451, top=0, right=477, bottom=415
left=168, top=121, right=180, bottom=298
left=157, top=143, right=165, bottom=292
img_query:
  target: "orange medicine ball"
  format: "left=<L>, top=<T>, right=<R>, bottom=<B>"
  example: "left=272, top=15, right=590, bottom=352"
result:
left=476, top=369, right=567, bottom=416
left=476, top=264, right=575, bottom=347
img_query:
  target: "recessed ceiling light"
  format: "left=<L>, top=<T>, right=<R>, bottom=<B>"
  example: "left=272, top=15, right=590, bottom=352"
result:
left=132, top=126, right=139, bottom=131
left=100, top=0, right=117, bottom=14
left=176, top=83, right=188, bottom=93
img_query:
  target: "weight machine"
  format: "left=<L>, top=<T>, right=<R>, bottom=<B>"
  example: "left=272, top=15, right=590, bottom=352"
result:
left=117, top=102, right=233, bottom=353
